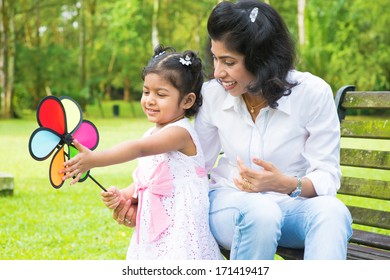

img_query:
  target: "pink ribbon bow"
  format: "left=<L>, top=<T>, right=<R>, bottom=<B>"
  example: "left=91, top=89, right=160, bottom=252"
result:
left=133, top=161, right=173, bottom=243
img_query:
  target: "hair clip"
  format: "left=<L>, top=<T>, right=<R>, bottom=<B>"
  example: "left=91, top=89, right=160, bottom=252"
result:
left=154, top=51, right=166, bottom=58
left=249, top=7, right=258, bottom=23
left=179, top=55, right=192, bottom=66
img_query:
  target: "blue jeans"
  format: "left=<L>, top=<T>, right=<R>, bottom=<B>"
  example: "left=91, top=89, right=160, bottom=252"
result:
left=209, top=187, right=353, bottom=260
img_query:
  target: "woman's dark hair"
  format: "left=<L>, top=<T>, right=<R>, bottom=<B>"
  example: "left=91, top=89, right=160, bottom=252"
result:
left=142, top=45, right=204, bottom=117
left=207, top=0, right=297, bottom=108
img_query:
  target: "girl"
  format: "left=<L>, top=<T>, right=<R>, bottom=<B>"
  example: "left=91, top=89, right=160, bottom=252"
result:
left=61, top=45, right=222, bottom=260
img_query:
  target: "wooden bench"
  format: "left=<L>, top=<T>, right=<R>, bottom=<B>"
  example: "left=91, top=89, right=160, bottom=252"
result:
left=221, top=85, right=390, bottom=260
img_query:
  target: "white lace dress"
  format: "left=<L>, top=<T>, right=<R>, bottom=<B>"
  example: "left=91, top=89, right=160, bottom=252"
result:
left=126, top=118, right=222, bottom=260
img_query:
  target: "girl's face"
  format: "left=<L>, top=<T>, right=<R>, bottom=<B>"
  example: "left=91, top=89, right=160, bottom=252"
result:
left=141, top=73, right=186, bottom=127
left=210, top=40, right=255, bottom=97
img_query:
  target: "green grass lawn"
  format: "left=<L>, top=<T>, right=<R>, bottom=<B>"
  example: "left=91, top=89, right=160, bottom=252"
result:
left=0, top=102, right=149, bottom=259
left=0, top=102, right=389, bottom=259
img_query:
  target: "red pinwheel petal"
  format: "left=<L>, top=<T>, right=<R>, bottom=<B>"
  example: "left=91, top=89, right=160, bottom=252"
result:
left=37, top=96, right=66, bottom=135
left=50, top=146, right=65, bottom=188
left=72, top=120, right=99, bottom=150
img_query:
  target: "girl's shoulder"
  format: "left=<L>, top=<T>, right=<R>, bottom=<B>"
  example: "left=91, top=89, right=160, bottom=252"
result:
left=165, top=118, right=195, bottom=135
left=165, top=118, right=202, bottom=155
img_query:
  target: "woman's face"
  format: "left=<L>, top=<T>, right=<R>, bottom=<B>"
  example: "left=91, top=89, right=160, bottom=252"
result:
left=210, top=40, right=255, bottom=97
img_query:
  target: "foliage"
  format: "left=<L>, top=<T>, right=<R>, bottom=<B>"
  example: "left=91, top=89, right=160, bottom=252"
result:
left=1, top=0, right=390, bottom=116
left=299, top=0, right=390, bottom=91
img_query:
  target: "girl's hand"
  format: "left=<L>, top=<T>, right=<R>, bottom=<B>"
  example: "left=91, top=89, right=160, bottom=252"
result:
left=60, top=139, right=93, bottom=184
left=101, top=186, right=122, bottom=209
left=234, top=157, right=293, bottom=194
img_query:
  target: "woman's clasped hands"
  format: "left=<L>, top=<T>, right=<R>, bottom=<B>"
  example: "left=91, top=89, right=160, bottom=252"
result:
left=234, top=156, right=295, bottom=195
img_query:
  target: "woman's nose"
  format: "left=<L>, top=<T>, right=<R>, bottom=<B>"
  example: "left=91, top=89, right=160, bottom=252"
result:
left=214, top=63, right=226, bottom=79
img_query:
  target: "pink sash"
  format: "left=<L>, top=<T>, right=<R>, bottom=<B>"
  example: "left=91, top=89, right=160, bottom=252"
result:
left=133, top=161, right=173, bottom=243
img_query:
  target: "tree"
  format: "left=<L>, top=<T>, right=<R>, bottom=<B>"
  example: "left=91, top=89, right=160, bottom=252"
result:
left=0, top=0, right=15, bottom=118
left=297, top=0, right=306, bottom=46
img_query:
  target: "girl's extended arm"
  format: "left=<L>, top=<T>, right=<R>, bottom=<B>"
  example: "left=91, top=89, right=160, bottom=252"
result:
left=61, top=125, right=194, bottom=184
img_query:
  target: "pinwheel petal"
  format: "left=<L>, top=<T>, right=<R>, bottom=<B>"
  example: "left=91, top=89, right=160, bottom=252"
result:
left=72, top=120, right=99, bottom=150
left=29, top=128, right=62, bottom=160
left=50, top=146, right=65, bottom=188
left=60, top=96, right=82, bottom=133
left=37, top=96, right=66, bottom=135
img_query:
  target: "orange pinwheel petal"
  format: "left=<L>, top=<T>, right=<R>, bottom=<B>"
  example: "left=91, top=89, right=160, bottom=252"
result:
left=50, top=147, right=65, bottom=188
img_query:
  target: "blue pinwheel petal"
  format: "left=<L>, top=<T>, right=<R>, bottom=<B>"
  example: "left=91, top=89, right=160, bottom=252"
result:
left=29, top=128, right=62, bottom=161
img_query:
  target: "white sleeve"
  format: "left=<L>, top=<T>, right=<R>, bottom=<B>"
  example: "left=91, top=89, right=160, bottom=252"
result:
left=303, top=83, right=341, bottom=196
left=194, top=85, right=222, bottom=172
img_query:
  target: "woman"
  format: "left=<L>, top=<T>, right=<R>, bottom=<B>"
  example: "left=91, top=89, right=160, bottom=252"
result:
left=193, top=0, right=352, bottom=259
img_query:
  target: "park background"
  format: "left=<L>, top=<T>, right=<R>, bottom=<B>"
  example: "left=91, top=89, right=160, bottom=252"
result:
left=0, top=0, right=389, bottom=259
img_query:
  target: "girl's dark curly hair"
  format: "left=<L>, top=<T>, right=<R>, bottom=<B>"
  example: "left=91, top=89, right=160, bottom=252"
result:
left=142, top=45, right=204, bottom=117
left=207, top=0, right=298, bottom=108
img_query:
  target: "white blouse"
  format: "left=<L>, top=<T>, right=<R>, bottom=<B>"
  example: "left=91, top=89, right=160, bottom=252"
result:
left=194, top=70, right=341, bottom=201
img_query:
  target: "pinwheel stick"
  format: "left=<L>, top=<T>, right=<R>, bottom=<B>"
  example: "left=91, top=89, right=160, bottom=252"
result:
left=63, top=151, right=107, bottom=192
left=88, top=174, right=107, bottom=192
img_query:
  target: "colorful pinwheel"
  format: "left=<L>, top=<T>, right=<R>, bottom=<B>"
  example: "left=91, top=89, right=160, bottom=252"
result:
left=28, top=96, right=106, bottom=191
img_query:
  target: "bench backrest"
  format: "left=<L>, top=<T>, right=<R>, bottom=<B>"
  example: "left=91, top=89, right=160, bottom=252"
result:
left=335, top=86, right=390, bottom=238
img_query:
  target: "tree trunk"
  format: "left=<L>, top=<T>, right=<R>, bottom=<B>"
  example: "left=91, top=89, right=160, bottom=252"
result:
left=151, top=0, right=159, bottom=47
left=79, top=0, right=86, bottom=88
left=124, top=77, right=136, bottom=117
left=6, top=0, right=14, bottom=117
left=33, top=0, right=42, bottom=108
left=0, top=0, right=6, bottom=117
left=0, top=0, right=14, bottom=118
left=298, top=0, right=306, bottom=46
left=124, top=77, right=130, bottom=102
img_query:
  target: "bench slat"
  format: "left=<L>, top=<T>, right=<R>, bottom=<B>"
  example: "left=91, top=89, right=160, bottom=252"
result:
left=277, top=230, right=390, bottom=260
left=276, top=247, right=303, bottom=260
left=341, top=120, right=390, bottom=139
left=347, top=206, right=390, bottom=230
left=350, top=229, right=390, bottom=250
left=342, top=91, right=390, bottom=109
left=347, top=243, right=390, bottom=260
left=339, top=177, right=390, bottom=200
left=340, top=148, right=390, bottom=170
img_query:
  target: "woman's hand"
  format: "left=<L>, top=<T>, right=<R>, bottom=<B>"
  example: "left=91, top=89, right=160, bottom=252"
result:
left=60, top=139, right=93, bottom=184
left=113, top=198, right=137, bottom=228
left=234, top=157, right=294, bottom=194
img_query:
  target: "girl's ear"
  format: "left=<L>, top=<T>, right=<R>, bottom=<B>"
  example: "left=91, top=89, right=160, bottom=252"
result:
left=182, top=92, right=196, bottom=109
